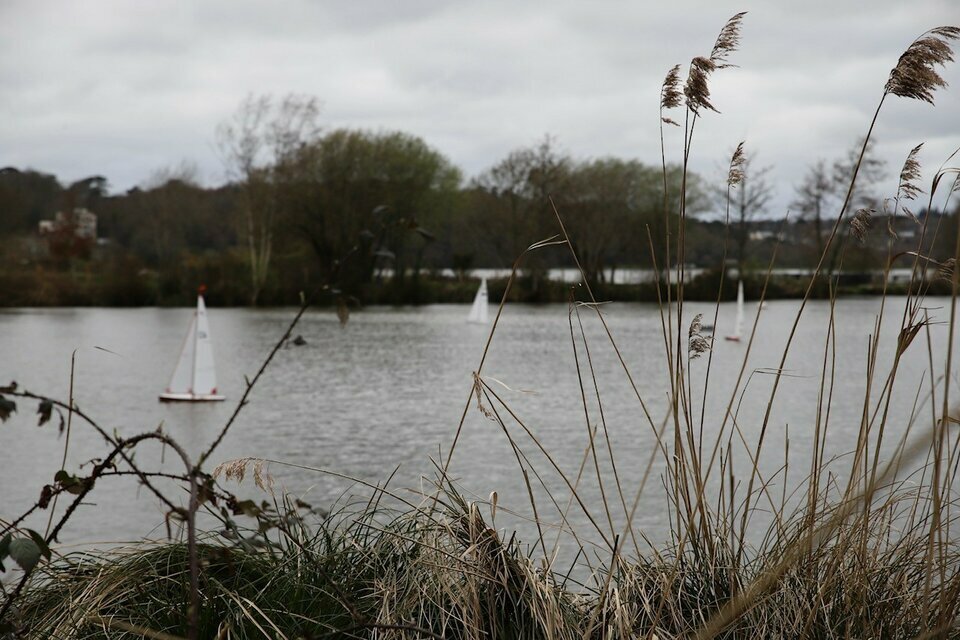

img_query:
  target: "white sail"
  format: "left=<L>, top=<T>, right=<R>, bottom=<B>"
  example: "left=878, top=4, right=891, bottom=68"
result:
left=166, top=313, right=197, bottom=394
left=192, top=296, right=218, bottom=395
left=467, top=277, right=489, bottom=324
left=160, top=294, right=225, bottom=402
left=732, top=280, right=745, bottom=339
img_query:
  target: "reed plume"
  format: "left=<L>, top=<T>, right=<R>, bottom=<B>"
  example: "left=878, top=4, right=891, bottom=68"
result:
left=885, top=26, right=960, bottom=103
left=850, top=207, right=874, bottom=243
left=683, top=56, right=718, bottom=114
left=683, top=12, right=747, bottom=114
left=660, top=64, right=683, bottom=125
left=687, top=313, right=712, bottom=359
left=727, top=141, right=746, bottom=187
left=898, top=143, right=925, bottom=201
left=895, top=143, right=925, bottom=224
left=710, top=11, right=747, bottom=68
left=938, top=257, right=956, bottom=281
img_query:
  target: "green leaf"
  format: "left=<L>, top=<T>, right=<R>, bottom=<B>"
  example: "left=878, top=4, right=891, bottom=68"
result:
left=0, top=532, right=11, bottom=572
left=197, top=478, right=217, bottom=506
left=8, top=537, right=41, bottom=572
left=0, top=395, right=16, bottom=422
left=54, top=470, right=90, bottom=494
left=26, top=529, right=51, bottom=561
left=37, top=399, right=53, bottom=426
left=233, top=500, right=261, bottom=518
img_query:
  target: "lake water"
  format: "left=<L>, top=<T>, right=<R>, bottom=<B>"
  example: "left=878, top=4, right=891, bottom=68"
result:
left=0, top=299, right=954, bottom=566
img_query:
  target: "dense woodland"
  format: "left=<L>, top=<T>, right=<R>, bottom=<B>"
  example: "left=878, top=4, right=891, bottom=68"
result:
left=1, top=96, right=957, bottom=307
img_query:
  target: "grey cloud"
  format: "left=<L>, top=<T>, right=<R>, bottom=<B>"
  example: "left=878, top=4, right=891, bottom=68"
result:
left=0, top=0, right=957, bottom=215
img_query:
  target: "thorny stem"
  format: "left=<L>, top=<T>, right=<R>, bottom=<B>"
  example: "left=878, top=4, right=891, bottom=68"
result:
left=199, top=298, right=313, bottom=468
left=44, top=349, right=77, bottom=538
left=0, top=432, right=193, bottom=626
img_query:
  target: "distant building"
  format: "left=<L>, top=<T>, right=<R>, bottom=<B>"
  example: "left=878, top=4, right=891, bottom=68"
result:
left=38, top=207, right=97, bottom=240
left=748, top=229, right=784, bottom=242
left=37, top=207, right=98, bottom=261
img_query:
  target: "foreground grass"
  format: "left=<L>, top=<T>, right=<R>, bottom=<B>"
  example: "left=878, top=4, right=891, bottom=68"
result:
left=11, top=478, right=960, bottom=639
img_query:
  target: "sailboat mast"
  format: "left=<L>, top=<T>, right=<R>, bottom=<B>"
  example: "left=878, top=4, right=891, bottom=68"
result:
left=189, top=298, right=199, bottom=395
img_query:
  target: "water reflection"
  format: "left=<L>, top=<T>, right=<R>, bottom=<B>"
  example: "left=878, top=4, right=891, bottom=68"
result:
left=0, top=300, right=954, bottom=564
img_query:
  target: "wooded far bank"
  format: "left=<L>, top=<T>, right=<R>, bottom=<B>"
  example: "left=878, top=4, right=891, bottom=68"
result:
left=2, top=96, right=957, bottom=306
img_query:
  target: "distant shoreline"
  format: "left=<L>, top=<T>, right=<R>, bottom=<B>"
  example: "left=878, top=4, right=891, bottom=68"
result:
left=0, top=273, right=949, bottom=308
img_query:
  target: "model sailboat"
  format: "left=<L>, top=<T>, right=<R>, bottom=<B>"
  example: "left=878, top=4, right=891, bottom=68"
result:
left=725, top=280, right=745, bottom=342
left=467, top=277, right=489, bottom=324
left=159, top=288, right=225, bottom=402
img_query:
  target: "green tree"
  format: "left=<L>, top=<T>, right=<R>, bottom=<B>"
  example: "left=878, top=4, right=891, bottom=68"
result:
left=0, top=168, right=63, bottom=253
left=564, top=158, right=652, bottom=285
left=280, top=129, right=462, bottom=296
left=473, top=136, right=571, bottom=266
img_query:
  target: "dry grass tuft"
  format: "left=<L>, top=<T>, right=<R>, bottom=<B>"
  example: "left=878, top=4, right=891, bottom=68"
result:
left=687, top=313, right=712, bottom=359
left=850, top=207, right=874, bottom=243
left=212, top=457, right=275, bottom=493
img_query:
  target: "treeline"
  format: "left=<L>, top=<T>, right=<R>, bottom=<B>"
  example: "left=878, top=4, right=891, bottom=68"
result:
left=0, top=95, right=956, bottom=306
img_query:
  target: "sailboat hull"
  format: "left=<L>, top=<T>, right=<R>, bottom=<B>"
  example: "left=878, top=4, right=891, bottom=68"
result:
left=159, top=392, right=226, bottom=402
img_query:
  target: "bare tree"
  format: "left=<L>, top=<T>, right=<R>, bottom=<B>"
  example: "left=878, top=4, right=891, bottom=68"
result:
left=717, top=149, right=774, bottom=278
left=831, top=137, right=886, bottom=212
left=217, top=94, right=321, bottom=305
left=792, top=139, right=885, bottom=259
left=792, top=159, right=833, bottom=256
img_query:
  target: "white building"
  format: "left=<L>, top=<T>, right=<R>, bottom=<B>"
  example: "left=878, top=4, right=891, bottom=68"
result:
left=38, top=208, right=97, bottom=239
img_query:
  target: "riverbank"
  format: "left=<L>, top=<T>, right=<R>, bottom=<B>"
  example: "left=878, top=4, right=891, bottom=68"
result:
left=0, top=265, right=949, bottom=307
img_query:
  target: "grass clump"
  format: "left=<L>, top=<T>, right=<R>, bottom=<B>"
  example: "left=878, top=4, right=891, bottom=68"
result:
left=10, top=480, right=960, bottom=638
left=13, top=492, right=585, bottom=639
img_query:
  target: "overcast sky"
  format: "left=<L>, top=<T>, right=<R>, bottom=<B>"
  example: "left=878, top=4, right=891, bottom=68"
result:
left=1, top=0, right=958, bottom=215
